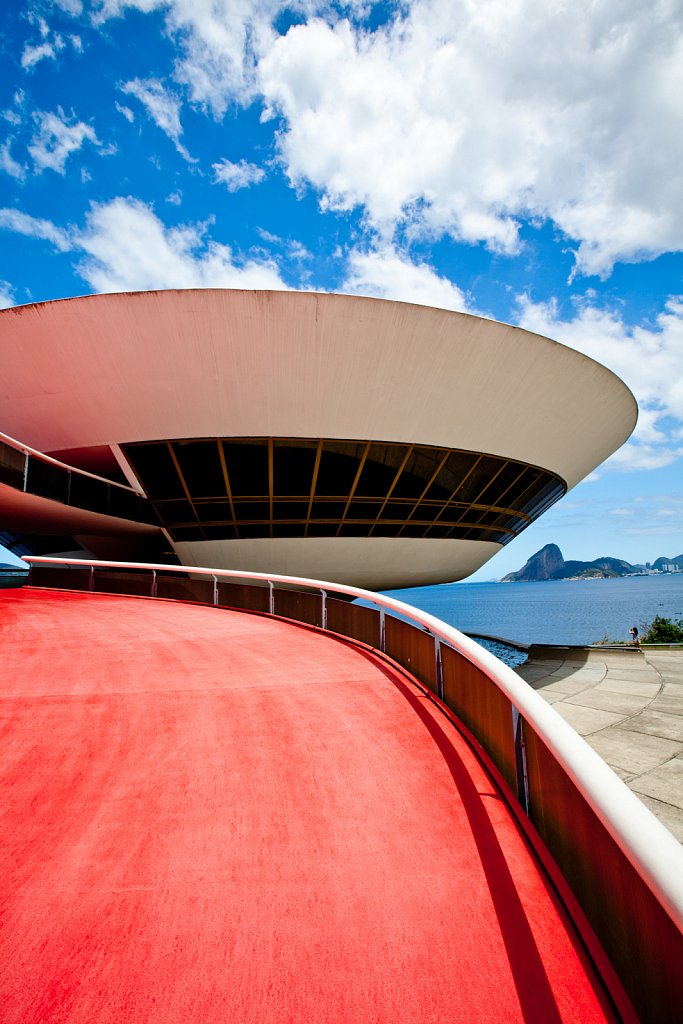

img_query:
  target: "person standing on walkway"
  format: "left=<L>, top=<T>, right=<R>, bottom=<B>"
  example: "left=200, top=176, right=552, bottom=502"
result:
left=629, top=625, right=640, bottom=645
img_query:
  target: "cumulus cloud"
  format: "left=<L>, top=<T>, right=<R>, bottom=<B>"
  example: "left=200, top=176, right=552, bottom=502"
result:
left=28, top=108, right=99, bottom=173
left=212, top=157, right=266, bottom=191
left=0, top=141, right=25, bottom=180
left=0, top=197, right=287, bottom=291
left=95, top=0, right=291, bottom=113
left=54, top=0, right=84, bottom=13
left=90, top=2, right=683, bottom=275
left=2, top=90, right=26, bottom=126
left=76, top=196, right=287, bottom=291
left=343, top=244, right=471, bottom=312
left=0, top=207, right=72, bottom=251
left=516, top=293, right=683, bottom=471
left=256, top=228, right=312, bottom=264
left=120, top=78, right=193, bottom=159
left=21, top=40, right=63, bottom=69
left=257, top=1, right=683, bottom=276
left=21, top=13, right=68, bottom=69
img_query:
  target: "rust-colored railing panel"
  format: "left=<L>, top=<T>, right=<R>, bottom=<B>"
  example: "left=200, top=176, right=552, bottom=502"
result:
left=92, top=569, right=154, bottom=597
left=384, top=614, right=437, bottom=693
left=156, top=577, right=214, bottom=604
left=441, top=644, right=517, bottom=792
left=326, top=599, right=381, bottom=649
left=0, top=438, right=25, bottom=489
left=523, top=725, right=682, bottom=1022
left=274, top=588, right=323, bottom=628
left=217, top=581, right=270, bottom=613
left=29, top=565, right=91, bottom=591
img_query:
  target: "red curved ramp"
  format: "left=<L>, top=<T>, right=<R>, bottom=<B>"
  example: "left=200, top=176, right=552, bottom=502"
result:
left=1, top=588, right=620, bottom=1022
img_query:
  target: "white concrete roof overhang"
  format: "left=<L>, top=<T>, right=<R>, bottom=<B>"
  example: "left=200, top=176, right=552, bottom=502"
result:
left=0, top=290, right=637, bottom=587
left=0, top=289, right=637, bottom=489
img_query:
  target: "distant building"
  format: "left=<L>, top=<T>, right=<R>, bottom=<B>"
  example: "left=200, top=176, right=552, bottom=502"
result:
left=0, top=290, right=637, bottom=589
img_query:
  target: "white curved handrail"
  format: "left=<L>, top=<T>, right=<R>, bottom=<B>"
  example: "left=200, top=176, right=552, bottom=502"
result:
left=22, top=554, right=683, bottom=932
left=0, top=430, right=144, bottom=495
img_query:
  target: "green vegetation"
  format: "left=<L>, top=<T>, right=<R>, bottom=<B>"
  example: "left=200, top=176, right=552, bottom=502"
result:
left=594, top=615, right=683, bottom=646
left=640, top=616, right=683, bottom=643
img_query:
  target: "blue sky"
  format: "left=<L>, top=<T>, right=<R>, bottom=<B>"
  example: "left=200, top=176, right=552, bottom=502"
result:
left=1, top=0, right=682, bottom=579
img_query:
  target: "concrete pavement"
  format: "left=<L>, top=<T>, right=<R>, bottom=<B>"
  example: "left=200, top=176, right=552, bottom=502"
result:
left=516, top=645, right=683, bottom=842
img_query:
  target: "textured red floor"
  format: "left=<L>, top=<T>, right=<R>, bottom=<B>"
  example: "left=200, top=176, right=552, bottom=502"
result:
left=0, top=587, right=620, bottom=1023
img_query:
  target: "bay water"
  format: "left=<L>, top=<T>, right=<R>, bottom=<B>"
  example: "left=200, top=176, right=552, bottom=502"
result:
left=382, top=573, right=683, bottom=649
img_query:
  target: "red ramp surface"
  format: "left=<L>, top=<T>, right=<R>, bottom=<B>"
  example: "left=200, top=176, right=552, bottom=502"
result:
left=1, top=588, right=620, bottom=1022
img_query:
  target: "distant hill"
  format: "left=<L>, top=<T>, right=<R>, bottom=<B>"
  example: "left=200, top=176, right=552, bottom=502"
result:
left=0, top=562, right=28, bottom=573
left=652, top=554, right=683, bottom=570
left=502, top=544, right=639, bottom=582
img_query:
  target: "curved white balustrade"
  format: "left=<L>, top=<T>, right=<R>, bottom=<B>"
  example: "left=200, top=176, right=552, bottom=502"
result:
left=0, top=430, right=143, bottom=494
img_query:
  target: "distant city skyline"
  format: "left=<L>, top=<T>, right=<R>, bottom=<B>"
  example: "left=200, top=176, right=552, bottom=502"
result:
left=1, top=1, right=682, bottom=582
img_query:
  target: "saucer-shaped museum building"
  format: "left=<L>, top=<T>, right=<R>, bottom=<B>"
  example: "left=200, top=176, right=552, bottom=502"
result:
left=0, top=289, right=637, bottom=588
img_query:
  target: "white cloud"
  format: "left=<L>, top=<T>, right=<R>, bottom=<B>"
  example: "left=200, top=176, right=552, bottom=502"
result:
left=288, top=240, right=311, bottom=261
left=0, top=281, right=15, bottom=309
left=212, top=158, right=266, bottom=191
left=120, top=78, right=192, bottom=159
left=21, top=14, right=67, bottom=69
left=516, top=293, right=683, bottom=472
left=21, top=41, right=62, bottom=69
left=115, top=101, right=135, bottom=123
left=255, top=228, right=312, bottom=264
left=0, top=208, right=72, bottom=251
left=608, top=444, right=683, bottom=472
left=76, top=196, right=287, bottom=291
left=54, top=0, right=84, bottom=14
left=95, top=0, right=274, bottom=112
left=28, top=108, right=99, bottom=173
left=0, top=197, right=287, bottom=290
left=3, top=91, right=26, bottom=126
left=256, top=1, right=683, bottom=275
left=0, top=141, right=25, bottom=180
left=343, top=244, right=471, bottom=312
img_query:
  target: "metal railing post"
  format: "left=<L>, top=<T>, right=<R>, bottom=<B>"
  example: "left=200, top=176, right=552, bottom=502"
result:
left=212, top=574, right=218, bottom=606
left=380, top=607, right=386, bottom=652
left=435, top=637, right=444, bottom=701
left=512, top=706, right=530, bottom=815
left=88, top=564, right=94, bottom=592
left=320, top=589, right=327, bottom=630
left=268, top=580, right=275, bottom=615
left=22, top=452, right=29, bottom=492
left=151, top=570, right=157, bottom=598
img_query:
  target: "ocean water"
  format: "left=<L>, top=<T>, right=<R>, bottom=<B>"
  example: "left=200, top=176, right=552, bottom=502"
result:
left=382, top=574, right=683, bottom=648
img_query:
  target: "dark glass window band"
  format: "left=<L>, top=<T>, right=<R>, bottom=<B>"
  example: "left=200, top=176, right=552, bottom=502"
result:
left=122, top=437, right=566, bottom=545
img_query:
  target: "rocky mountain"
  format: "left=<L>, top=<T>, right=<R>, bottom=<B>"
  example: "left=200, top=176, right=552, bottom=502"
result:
left=501, top=544, right=638, bottom=582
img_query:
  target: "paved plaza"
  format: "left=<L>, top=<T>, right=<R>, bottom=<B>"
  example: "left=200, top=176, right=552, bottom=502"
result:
left=517, top=645, right=683, bottom=842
